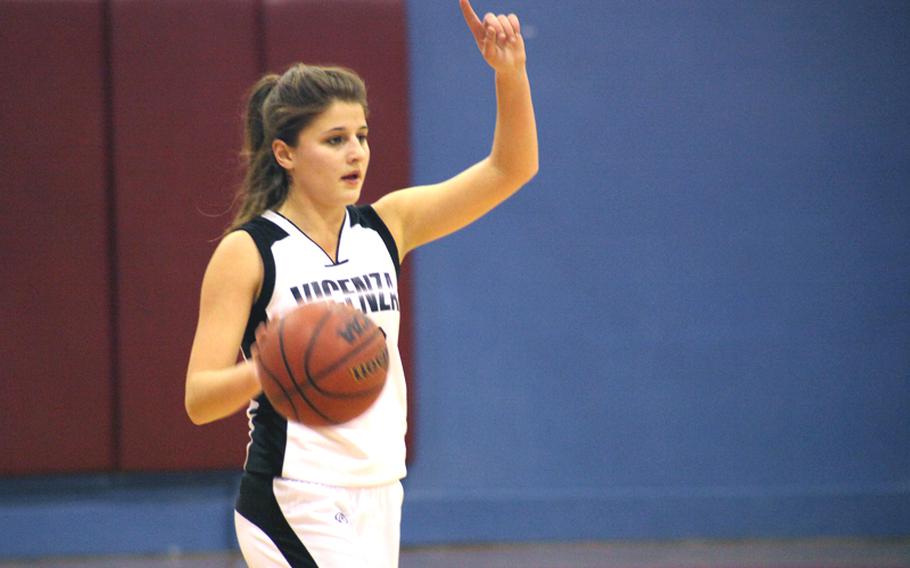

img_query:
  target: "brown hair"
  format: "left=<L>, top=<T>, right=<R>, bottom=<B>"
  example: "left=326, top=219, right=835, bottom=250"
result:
left=229, top=64, right=368, bottom=231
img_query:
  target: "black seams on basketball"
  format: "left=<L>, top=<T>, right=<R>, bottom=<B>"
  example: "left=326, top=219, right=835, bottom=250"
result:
left=254, top=301, right=389, bottom=426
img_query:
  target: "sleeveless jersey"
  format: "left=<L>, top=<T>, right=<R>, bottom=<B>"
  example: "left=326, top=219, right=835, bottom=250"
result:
left=237, top=205, right=407, bottom=487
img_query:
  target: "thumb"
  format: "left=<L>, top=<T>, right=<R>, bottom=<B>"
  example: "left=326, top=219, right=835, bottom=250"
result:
left=482, top=24, right=499, bottom=60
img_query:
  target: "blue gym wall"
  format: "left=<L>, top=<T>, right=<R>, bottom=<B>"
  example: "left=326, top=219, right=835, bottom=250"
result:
left=401, top=0, right=910, bottom=544
left=2, top=0, right=909, bottom=559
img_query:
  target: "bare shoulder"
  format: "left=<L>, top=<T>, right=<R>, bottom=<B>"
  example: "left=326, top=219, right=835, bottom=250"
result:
left=371, top=191, right=411, bottom=259
left=214, top=229, right=259, bottom=260
left=210, top=230, right=260, bottom=271
left=201, top=229, right=263, bottom=303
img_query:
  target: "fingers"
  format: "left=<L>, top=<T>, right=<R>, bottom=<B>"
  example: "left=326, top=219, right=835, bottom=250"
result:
left=253, top=320, right=270, bottom=349
left=466, top=2, right=526, bottom=67
left=508, top=13, right=521, bottom=36
left=482, top=24, right=498, bottom=60
left=498, top=14, right=513, bottom=44
left=482, top=10, right=520, bottom=47
left=459, top=0, right=485, bottom=44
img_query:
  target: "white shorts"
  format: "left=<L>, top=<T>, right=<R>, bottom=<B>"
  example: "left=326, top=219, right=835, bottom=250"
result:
left=234, top=473, right=403, bottom=568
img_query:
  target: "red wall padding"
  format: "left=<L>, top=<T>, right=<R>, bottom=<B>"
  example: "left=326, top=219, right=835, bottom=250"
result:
left=263, top=0, right=412, bottom=204
left=0, top=0, right=413, bottom=474
left=110, top=0, right=261, bottom=471
left=0, top=1, right=114, bottom=474
left=263, top=0, right=417, bottom=456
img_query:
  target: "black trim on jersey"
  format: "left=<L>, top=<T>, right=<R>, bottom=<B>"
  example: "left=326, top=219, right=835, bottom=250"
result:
left=237, top=217, right=288, bottom=357
left=273, top=209, right=347, bottom=266
left=245, top=394, right=289, bottom=475
left=236, top=473, right=319, bottom=568
left=237, top=217, right=290, bottom=477
left=349, top=205, right=400, bottom=276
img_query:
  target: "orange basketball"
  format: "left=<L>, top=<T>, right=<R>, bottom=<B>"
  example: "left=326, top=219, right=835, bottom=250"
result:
left=254, top=301, right=389, bottom=426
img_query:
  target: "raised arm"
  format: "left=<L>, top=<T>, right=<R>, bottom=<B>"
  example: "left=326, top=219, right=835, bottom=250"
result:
left=373, top=0, right=538, bottom=259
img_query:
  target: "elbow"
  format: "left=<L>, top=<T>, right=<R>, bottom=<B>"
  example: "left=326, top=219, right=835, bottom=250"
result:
left=184, top=386, right=210, bottom=426
left=489, top=148, right=538, bottom=189
left=513, top=150, right=539, bottom=187
left=186, top=407, right=214, bottom=426
left=185, top=400, right=206, bottom=426
left=496, top=158, right=538, bottom=191
left=514, top=159, right=539, bottom=188
left=525, top=159, right=539, bottom=183
left=186, top=411, right=207, bottom=427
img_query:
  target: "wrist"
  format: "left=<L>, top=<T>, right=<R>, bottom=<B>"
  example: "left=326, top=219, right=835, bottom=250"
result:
left=494, top=65, right=528, bottom=83
left=246, top=358, right=263, bottom=391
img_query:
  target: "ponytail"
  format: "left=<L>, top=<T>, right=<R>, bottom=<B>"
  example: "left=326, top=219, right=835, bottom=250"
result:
left=227, top=64, right=369, bottom=233
left=245, top=74, right=279, bottom=156
left=228, top=75, right=287, bottom=232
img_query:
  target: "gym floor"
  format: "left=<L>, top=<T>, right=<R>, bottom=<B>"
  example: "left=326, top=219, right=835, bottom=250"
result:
left=1, top=538, right=908, bottom=567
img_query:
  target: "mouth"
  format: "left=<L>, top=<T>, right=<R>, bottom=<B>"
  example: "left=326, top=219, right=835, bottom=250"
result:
left=341, top=171, right=361, bottom=184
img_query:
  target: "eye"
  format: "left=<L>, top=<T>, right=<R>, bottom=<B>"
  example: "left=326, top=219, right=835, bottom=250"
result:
left=325, top=136, right=344, bottom=146
left=357, top=133, right=368, bottom=145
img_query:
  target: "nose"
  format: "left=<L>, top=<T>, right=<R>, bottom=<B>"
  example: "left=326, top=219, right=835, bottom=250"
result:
left=347, top=137, right=367, bottom=163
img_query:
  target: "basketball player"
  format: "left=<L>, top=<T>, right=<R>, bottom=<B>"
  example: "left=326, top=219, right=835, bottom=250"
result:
left=184, top=1, right=537, bottom=566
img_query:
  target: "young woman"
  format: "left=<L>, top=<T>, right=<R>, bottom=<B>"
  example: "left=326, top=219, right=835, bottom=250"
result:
left=185, top=1, right=537, bottom=566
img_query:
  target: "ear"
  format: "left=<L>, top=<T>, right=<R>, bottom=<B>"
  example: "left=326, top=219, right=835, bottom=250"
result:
left=272, top=139, right=295, bottom=171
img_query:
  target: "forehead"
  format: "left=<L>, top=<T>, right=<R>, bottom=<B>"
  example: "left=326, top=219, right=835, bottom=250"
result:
left=307, top=100, right=367, bottom=133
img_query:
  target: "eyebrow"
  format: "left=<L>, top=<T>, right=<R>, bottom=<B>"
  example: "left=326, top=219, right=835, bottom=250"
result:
left=321, top=125, right=369, bottom=135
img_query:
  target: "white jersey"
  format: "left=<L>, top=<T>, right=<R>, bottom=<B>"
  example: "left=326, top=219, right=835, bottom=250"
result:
left=238, top=206, right=407, bottom=487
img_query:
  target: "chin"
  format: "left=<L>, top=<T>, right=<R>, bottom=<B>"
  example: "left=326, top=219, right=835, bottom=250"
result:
left=342, top=187, right=363, bottom=205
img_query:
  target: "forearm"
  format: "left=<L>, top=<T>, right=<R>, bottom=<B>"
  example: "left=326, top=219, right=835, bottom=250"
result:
left=185, top=359, right=261, bottom=425
left=489, top=68, right=539, bottom=185
left=372, top=1, right=539, bottom=256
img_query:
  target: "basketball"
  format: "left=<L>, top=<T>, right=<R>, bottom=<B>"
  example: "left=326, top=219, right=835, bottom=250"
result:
left=253, top=301, right=389, bottom=426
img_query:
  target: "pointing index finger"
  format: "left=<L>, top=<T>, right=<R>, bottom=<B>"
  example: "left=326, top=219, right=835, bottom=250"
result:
left=459, top=0, right=485, bottom=45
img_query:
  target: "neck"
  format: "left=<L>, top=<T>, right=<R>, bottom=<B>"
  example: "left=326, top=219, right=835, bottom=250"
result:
left=277, top=193, right=347, bottom=260
left=278, top=192, right=345, bottom=232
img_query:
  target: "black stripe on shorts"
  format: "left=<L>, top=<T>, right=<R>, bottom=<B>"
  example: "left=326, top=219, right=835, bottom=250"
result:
left=236, top=472, right=319, bottom=568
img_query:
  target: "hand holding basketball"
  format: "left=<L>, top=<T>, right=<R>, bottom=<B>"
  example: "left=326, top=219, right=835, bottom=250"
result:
left=254, top=302, right=389, bottom=426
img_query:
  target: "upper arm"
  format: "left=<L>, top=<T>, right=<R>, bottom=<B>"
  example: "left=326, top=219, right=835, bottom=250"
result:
left=376, top=66, right=537, bottom=259
left=373, top=158, right=529, bottom=260
left=186, top=230, right=263, bottom=377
